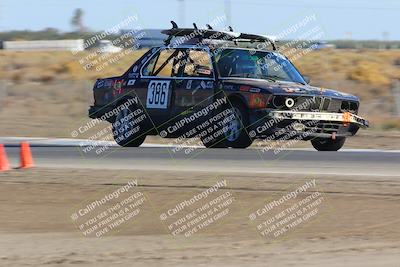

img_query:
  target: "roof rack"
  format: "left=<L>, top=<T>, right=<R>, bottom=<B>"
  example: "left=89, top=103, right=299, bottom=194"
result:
left=161, top=21, right=277, bottom=50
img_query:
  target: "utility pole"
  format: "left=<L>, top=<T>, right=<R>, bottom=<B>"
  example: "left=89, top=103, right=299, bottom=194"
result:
left=381, top=31, right=389, bottom=50
left=178, top=0, right=185, bottom=27
left=0, top=81, right=6, bottom=112
left=392, top=79, right=400, bottom=117
left=224, top=0, right=232, bottom=27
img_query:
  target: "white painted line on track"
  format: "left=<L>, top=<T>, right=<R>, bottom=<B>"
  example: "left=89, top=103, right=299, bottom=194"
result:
left=1, top=137, right=400, bottom=153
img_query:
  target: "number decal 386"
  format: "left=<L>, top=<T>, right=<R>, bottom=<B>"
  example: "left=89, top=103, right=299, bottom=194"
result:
left=146, top=80, right=170, bottom=109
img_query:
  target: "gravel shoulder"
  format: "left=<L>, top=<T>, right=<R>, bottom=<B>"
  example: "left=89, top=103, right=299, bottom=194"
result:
left=0, top=168, right=399, bottom=266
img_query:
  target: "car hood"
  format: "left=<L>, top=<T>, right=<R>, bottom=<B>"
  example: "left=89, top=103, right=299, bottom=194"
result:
left=221, top=78, right=359, bottom=101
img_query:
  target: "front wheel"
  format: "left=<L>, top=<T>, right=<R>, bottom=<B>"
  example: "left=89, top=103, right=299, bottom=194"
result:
left=224, top=100, right=253, bottom=148
left=200, top=99, right=253, bottom=149
left=311, top=137, right=346, bottom=151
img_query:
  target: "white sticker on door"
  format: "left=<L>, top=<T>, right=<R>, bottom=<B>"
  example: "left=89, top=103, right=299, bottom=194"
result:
left=146, top=80, right=170, bottom=109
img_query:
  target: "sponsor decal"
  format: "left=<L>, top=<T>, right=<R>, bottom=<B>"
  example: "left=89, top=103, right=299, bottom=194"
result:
left=114, top=79, right=124, bottom=90
left=186, top=80, right=193, bottom=89
left=128, top=73, right=139, bottom=78
left=113, top=79, right=124, bottom=96
left=186, top=80, right=213, bottom=91
left=249, top=87, right=261, bottom=93
left=240, top=85, right=251, bottom=92
left=141, top=55, right=151, bottom=64
left=128, top=64, right=140, bottom=78
left=282, top=87, right=303, bottom=93
left=199, top=81, right=206, bottom=89
left=224, top=84, right=235, bottom=91
left=206, top=81, right=214, bottom=89
left=196, top=68, right=211, bottom=75
left=104, top=80, right=113, bottom=87
left=96, top=80, right=105, bottom=88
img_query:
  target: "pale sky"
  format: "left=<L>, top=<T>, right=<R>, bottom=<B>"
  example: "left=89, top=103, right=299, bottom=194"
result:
left=1, top=0, right=399, bottom=40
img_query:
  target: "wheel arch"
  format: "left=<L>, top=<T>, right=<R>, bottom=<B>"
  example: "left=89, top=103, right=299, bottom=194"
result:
left=111, top=96, right=138, bottom=123
left=226, top=93, right=249, bottom=109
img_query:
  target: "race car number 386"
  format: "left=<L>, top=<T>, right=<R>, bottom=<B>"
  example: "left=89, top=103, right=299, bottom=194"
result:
left=146, top=80, right=170, bottom=109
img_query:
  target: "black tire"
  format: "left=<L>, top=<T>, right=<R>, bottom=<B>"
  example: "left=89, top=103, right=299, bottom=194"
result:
left=199, top=97, right=230, bottom=149
left=112, top=103, right=146, bottom=147
left=199, top=119, right=229, bottom=148
left=200, top=99, right=253, bottom=149
left=224, top=100, right=253, bottom=148
left=199, top=98, right=253, bottom=149
left=311, top=137, right=346, bottom=151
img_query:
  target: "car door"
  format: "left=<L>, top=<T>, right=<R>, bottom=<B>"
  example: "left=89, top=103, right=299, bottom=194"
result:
left=172, top=47, right=216, bottom=135
left=138, top=47, right=184, bottom=128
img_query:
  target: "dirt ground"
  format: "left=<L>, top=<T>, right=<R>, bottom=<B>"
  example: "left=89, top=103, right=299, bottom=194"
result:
left=0, top=168, right=399, bottom=266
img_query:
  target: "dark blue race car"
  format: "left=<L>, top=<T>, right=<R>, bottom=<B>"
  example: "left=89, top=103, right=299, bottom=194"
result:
left=89, top=23, right=369, bottom=151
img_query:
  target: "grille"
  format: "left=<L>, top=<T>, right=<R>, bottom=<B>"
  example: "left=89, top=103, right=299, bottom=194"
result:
left=322, top=98, right=330, bottom=110
left=270, top=95, right=358, bottom=113
left=294, top=96, right=330, bottom=111
left=328, top=99, right=342, bottom=112
left=341, top=101, right=359, bottom=113
left=293, top=97, right=313, bottom=110
left=292, top=96, right=323, bottom=111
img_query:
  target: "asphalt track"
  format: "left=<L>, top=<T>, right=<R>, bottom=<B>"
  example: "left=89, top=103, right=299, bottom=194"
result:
left=3, top=138, right=399, bottom=177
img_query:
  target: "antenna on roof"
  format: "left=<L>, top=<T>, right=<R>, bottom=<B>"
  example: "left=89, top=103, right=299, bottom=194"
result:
left=206, top=24, right=213, bottom=30
left=229, top=26, right=237, bottom=45
left=191, top=23, right=204, bottom=42
left=171, top=21, right=178, bottom=29
left=164, top=21, right=178, bottom=45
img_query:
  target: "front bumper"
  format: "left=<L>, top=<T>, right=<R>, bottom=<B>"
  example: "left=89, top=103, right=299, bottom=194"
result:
left=268, top=111, right=369, bottom=128
left=249, top=110, right=369, bottom=140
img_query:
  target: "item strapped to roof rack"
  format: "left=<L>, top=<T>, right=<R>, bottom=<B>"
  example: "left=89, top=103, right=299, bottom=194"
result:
left=162, top=21, right=277, bottom=50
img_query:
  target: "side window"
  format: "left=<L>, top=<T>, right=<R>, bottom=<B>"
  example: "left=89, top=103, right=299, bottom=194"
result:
left=142, top=49, right=182, bottom=77
left=142, top=55, right=157, bottom=76
left=183, top=50, right=213, bottom=78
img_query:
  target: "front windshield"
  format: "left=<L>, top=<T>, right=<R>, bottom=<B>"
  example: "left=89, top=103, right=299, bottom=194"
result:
left=215, top=48, right=306, bottom=84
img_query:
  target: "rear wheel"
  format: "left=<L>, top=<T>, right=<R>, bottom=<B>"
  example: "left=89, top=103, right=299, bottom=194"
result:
left=311, top=137, right=346, bottom=151
left=112, top=104, right=146, bottom=147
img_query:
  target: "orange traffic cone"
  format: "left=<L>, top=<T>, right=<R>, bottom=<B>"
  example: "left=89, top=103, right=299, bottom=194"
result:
left=20, top=142, right=34, bottom=169
left=0, top=144, right=10, bottom=171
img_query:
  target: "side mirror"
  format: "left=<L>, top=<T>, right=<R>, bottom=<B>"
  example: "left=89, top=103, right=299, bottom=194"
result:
left=303, top=75, right=311, bottom=84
